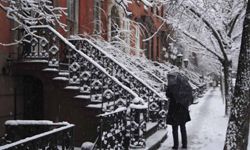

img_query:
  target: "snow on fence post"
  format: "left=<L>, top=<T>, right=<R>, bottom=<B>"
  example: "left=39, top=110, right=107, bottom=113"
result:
left=130, top=103, right=147, bottom=148
left=96, top=107, right=127, bottom=149
left=157, top=98, right=168, bottom=129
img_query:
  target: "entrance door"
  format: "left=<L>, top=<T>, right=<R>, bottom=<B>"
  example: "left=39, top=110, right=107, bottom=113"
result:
left=23, top=76, right=44, bottom=120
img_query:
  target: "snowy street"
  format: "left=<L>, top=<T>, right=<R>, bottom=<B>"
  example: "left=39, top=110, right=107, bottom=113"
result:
left=160, top=87, right=229, bottom=150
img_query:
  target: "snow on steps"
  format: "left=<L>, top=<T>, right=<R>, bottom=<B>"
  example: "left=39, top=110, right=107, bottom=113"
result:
left=42, top=68, right=59, bottom=72
left=131, top=128, right=168, bottom=150
left=58, top=71, right=69, bottom=76
left=70, top=38, right=165, bottom=100
left=53, top=77, right=69, bottom=81
left=145, top=122, right=159, bottom=139
left=74, top=95, right=91, bottom=100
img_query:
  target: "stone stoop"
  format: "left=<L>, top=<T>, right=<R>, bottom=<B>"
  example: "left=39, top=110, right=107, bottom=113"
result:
left=131, top=122, right=168, bottom=150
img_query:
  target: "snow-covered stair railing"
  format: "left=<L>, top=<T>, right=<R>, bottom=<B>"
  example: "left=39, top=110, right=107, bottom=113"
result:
left=0, top=120, right=74, bottom=150
left=20, top=25, right=150, bottom=149
left=69, top=38, right=168, bottom=127
left=1, top=0, right=169, bottom=149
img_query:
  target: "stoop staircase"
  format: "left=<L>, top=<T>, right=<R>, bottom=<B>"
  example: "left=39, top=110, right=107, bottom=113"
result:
left=1, top=1, right=169, bottom=149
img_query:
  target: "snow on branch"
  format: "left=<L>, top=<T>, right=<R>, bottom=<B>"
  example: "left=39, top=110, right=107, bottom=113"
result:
left=182, top=30, right=223, bottom=61
left=0, top=0, right=67, bottom=46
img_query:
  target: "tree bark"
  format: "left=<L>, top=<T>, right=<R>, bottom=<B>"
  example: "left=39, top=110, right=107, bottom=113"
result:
left=222, top=61, right=232, bottom=116
left=224, top=1, right=250, bottom=149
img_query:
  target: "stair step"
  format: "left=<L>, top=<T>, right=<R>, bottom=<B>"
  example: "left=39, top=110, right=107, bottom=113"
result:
left=64, top=86, right=80, bottom=90
left=145, top=122, right=158, bottom=139
left=23, top=59, right=48, bottom=63
left=42, top=68, right=59, bottom=72
left=59, top=63, right=69, bottom=70
left=131, top=128, right=168, bottom=150
left=53, top=77, right=69, bottom=81
left=58, top=71, right=69, bottom=76
left=86, top=103, right=102, bottom=109
left=74, top=95, right=91, bottom=100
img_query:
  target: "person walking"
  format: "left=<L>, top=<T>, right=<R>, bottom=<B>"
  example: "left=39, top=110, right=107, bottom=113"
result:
left=166, top=72, right=193, bottom=149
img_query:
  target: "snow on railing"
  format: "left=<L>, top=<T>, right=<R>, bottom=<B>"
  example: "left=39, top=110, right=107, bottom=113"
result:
left=84, top=37, right=167, bottom=87
left=73, top=38, right=164, bottom=98
left=87, top=37, right=168, bottom=91
left=5, top=120, right=69, bottom=126
left=29, top=25, right=140, bottom=102
left=69, top=38, right=168, bottom=128
left=0, top=121, right=74, bottom=150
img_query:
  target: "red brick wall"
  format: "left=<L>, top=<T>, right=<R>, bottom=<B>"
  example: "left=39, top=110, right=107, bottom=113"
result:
left=0, top=9, right=21, bottom=136
left=0, top=9, right=12, bottom=52
left=55, top=0, right=67, bottom=36
left=79, top=0, right=94, bottom=34
left=101, top=1, right=109, bottom=40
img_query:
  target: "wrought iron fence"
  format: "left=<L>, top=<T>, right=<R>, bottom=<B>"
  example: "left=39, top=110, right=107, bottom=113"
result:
left=69, top=39, right=168, bottom=128
left=18, top=26, right=148, bottom=149
left=2, top=0, right=170, bottom=148
left=0, top=121, right=74, bottom=150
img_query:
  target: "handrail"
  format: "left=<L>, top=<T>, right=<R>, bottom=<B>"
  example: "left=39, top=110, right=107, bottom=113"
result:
left=2, top=2, right=153, bottom=149
left=69, top=38, right=168, bottom=129
left=70, top=38, right=166, bottom=101
left=29, top=25, right=141, bottom=103
left=0, top=124, right=74, bottom=150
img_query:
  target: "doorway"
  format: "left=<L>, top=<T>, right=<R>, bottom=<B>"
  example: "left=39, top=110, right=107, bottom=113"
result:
left=22, top=76, right=44, bottom=120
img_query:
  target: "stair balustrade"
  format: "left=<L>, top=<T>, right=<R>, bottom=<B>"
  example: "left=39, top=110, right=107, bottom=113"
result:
left=2, top=0, right=170, bottom=148
left=69, top=39, right=168, bottom=129
left=17, top=25, right=148, bottom=149
left=0, top=121, right=74, bottom=150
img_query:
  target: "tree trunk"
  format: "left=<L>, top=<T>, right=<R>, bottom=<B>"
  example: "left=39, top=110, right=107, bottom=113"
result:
left=222, top=62, right=232, bottom=116
left=224, top=1, right=250, bottom=149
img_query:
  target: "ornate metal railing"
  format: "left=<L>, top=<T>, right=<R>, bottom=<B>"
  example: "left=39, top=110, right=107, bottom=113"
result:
left=17, top=25, right=149, bottom=149
left=69, top=39, right=168, bottom=128
left=0, top=0, right=166, bottom=147
left=21, top=26, right=138, bottom=111
left=97, top=107, right=127, bottom=149
left=0, top=120, right=74, bottom=150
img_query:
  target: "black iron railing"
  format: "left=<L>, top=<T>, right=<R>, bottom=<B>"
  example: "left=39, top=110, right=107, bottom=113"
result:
left=0, top=120, right=74, bottom=150
left=69, top=39, right=168, bottom=128
left=18, top=25, right=148, bottom=149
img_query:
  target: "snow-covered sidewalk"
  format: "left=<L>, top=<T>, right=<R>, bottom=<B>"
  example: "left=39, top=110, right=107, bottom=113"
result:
left=159, top=87, right=229, bottom=150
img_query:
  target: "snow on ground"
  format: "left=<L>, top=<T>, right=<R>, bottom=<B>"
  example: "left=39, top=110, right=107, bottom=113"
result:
left=159, top=87, right=234, bottom=150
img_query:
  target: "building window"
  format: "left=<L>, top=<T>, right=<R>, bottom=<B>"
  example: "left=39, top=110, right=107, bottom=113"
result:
left=94, top=0, right=101, bottom=33
left=124, top=19, right=130, bottom=51
left=135, top=25, right=140, bottom=50
left=67, top=0, right=78, bottom=34
left=110, top=5, right=120, bottom=41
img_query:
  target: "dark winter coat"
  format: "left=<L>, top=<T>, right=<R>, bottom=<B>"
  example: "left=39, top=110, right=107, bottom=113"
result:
left=166, top=85, right=191, bottom=125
